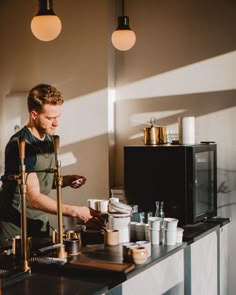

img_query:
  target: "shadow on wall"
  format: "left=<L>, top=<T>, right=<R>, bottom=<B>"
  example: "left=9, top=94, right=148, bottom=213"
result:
left=116, top=89, right=236, bottom=145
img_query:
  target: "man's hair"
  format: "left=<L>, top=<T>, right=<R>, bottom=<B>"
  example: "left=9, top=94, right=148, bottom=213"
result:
left=27, top=83, right=64, bottom=113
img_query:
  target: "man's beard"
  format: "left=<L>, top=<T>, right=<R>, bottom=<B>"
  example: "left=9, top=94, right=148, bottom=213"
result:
left=45, top=128, right=56, bottom=135
left=35, top=123, right=55, bottom=136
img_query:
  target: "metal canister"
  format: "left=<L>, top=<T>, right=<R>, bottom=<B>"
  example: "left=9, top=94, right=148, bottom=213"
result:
left=143, top=126, right=159, bottom=145
left=159, top=127, right=167, bottom=144
left=143, top=126, right=167, bottom=145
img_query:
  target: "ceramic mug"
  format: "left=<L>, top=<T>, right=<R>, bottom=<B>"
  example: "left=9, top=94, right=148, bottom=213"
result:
left=129, top=246, right=148, bottom=264
left=104, top=229, right=119, bottom=246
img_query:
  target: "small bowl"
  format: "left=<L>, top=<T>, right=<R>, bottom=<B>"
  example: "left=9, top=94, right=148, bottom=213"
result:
left=130, top=246, right=149, bottom=264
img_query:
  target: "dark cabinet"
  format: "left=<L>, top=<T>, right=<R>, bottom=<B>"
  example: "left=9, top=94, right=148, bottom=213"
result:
left=124, top=144, right=217, bottom=226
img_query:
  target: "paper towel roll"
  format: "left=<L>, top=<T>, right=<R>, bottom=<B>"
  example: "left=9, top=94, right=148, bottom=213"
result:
left=178, top=116, right=195, bottom=145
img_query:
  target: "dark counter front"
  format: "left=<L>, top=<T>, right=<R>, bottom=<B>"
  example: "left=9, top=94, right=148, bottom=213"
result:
left=0, top=241, right=186, bottom=295
left=1, top=217, right=230, bottom=295
left=183, top=217, right=230, bottom=243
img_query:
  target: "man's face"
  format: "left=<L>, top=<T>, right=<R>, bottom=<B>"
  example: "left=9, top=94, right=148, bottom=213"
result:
left=32, top=104, right=62, bottom=136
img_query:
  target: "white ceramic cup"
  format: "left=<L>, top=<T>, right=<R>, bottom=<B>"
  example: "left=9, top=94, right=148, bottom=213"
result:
left=87, top=199, right=100, bottom=210
left=149, top=229, right=160, bottom=245
left=164, top=229, right=177, bottom=245
left=176, top=227, right=184, bottom=243
left=163, top=218, right=179, bottom=230
left=148, top=217, right=162, bottom=230
left=97, top=199, right=109, bottom=213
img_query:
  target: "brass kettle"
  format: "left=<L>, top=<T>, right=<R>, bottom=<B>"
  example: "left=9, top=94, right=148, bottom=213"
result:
left=143, top=126, right=167, bottom=145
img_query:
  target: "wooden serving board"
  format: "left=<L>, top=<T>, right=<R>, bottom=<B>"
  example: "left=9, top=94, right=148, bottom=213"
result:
left=64, top=260, right=135, bottom=274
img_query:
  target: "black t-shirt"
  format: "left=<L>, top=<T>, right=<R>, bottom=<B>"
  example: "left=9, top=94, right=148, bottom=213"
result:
left=2, top=126, right=54, bottom=179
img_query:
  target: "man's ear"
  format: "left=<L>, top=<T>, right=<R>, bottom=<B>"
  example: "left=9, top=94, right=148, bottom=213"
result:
left=31, top=110, right=38, bottom=120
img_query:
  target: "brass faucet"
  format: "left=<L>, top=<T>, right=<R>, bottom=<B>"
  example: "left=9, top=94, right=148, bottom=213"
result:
left=18, top=137, right=30, bottom=272
left=53, top=135, right=67, bottom=259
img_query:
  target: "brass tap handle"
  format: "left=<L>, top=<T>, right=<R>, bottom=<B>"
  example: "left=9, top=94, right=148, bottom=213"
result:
left=53, top=135, right=60, bottom=162
left=53, top=135, right=67, bottom=259
left=18, top=137, right=30, bottom=272
left=19, top=136, right=26, bottom=164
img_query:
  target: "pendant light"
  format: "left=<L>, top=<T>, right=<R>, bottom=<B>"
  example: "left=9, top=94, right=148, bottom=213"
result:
left=31, top=0, right=62, bottom=42
left=111, top=0, right=136, bottom=51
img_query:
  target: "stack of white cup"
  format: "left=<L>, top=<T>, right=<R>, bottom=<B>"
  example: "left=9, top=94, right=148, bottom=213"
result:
left=148, top=217, right=162, bottom=245
left=163, top=218, right=179, bottom=245
left=87, top=199, right=109, bottom=213
left=130, top=222, right=137, bottom=241
left=145, top=224, right=149, bottom=241
left=135, top=223, right=146, bottom=241
left=108, top=213, right=131, bottom=243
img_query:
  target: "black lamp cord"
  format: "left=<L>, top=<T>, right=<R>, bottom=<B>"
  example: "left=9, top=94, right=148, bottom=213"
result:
left=122, top=0, right=124, bottom=16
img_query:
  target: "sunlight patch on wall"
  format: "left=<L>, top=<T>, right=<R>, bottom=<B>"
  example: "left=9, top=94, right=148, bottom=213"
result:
left=57, top=89, right=109, bottom=146
left=117, top=51, right=236, bottom=100
left=108, top=88, right=115, bottom=134
left=59, top=152, right=77, bottom=167
left=130, top=110, right=186, bottom=127
left=108, top=87, right=115, bottom=146
left=5, top=92, right=28, bottom=140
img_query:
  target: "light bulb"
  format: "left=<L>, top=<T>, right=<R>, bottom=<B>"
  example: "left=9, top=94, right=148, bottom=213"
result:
left=31, top=0, right=62, bottom=42
left=111, top=16, right=136, bottom=51
left=31, top=15, right=62, bottom=41
left=111, top=29, right=136, bottom=51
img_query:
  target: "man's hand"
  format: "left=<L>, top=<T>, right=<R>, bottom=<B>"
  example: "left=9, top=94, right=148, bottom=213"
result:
left=62, top=175, right=87, bottom=188
left=67, top=206, right=107, bottom=226
left=84, top=208, right=108, bottom=230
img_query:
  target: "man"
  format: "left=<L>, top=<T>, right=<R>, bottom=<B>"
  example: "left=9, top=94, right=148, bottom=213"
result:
left=0, top=84, right=104, bottom=248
